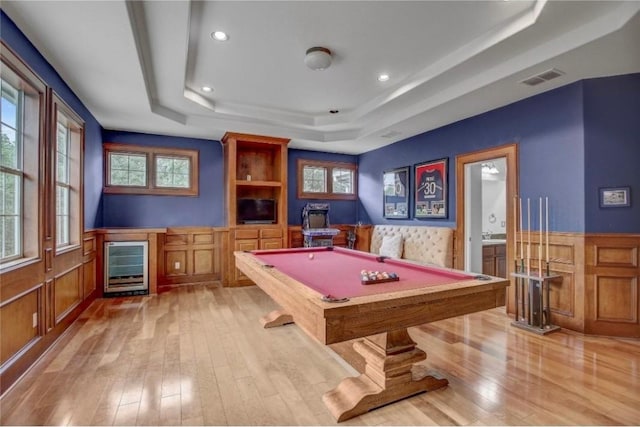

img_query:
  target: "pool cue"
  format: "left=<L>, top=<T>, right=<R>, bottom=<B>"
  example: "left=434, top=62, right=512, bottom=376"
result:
left=539, top=197, right=543, bottom=277
left=519, top=197, right=523, bottom=269
left=546, top=196, right=550, bottom=276
left=519, top=197, right=525, bottom=320
left=527, top=198, right=531, bottom=277
left=527, top=198, right=532, bottom=324
left=540, top=276, right=545, bottom=329
left=513, top=195, right=517, bottom=263
left=514, top=257, right=519, bottom=321
left=545, top=196, right=551, bottom=326
left=523, top=255, right=527, bottom=320
left=513, top=196, right=519, bottom=321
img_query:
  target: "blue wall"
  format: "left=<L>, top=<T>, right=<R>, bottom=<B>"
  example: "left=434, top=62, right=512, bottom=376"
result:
left=5, top=10, right=637, bottom=233
left=287, top=149, right=359, bottom=225
left=583, top=74, right=640, bottom=233
left=359, top=82, right=586, bottom=232
left=99, top=138, right=359, bottom=228
left=1, top=10, right=104, bottom=229
left=101, top=131, right=224, bottom=227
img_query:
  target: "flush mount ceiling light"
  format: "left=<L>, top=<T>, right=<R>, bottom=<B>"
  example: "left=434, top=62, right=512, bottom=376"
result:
left=211, top=31, right=228, bottom=41
left=304, top=47, right=332, bottom=71
left=378, top=74, right=390, bottom=82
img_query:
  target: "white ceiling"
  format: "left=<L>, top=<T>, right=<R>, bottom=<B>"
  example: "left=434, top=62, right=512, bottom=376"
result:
left=3, top=1, right=639, bottom=155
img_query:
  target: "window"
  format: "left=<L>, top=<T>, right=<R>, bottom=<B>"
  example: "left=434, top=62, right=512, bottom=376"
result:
left=108, top=152, right=147, bottom=187
left=332, top=167, right=355, bottom=194
left=155, top=156, right=190, bottom=188
left=1, top=80, right=22, bottom=260
left=303, top=165, right=326, bottom=193
left=1, top=43, right=45, bottom=267
left=104, top=143, right=198, bottom=196
left=297, top=159, right=357, bottom=200
left=56, top=121, right=70, bottom=246
left=52, top=93, right=83, bottom=251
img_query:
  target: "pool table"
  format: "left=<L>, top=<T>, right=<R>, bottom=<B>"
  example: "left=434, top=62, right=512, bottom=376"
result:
left=234, top=246, right=509, bottom=421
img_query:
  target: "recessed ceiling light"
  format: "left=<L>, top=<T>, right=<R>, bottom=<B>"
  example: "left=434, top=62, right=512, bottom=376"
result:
left=201, top=86, right=213, bottom=93
left=378, top=74, right=390, bottom=82
left=211, top=31, right=228, bottom=41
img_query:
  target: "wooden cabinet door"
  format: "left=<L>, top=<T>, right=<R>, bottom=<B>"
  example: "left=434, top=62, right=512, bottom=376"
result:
left=482, top=244, right=506, bottom=278
left=260, top=238, right=283, bottom=250
left=495, top=254, right=507, bottom=278
left=234, top=239, right=259, bottom=282
left=495, top=244, right=506, bottom=278
left=235, top=239, right=258, bottom=252
left=482, top=245, right=495, bottom=276
left=482, top=257, right=496, bottom=276
left=494, top=244, right=506, bottom=278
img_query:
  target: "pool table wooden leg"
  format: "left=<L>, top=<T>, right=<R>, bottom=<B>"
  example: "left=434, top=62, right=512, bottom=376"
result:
left=322, top=328, right=448, bottom=422
left=260, top=309, right=294, bottom=328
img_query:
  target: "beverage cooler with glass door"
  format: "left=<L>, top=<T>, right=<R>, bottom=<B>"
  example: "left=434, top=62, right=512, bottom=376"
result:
left=104, top=241, right=149, bottom=296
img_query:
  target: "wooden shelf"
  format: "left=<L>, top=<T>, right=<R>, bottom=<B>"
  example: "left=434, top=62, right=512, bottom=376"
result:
left=236, top=180, right=282, bottom=187
left=222, top=132, right=290, bottom=287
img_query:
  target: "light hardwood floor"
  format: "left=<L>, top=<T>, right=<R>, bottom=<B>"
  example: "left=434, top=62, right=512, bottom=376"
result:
left=1, top=283, right=639, bottom=426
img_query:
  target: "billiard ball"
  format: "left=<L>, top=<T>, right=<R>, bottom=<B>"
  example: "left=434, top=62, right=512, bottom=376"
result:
left=308, top=253, right=314, bottom=260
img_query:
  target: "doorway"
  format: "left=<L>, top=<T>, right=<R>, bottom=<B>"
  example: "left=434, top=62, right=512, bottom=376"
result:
left=464, top=158, right=507, bottom=274
left=455, top=144, right=518, bottom=293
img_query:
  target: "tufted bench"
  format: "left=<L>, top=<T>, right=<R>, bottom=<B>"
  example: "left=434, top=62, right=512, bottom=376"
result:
left=369, top=225, right=454, bottom=268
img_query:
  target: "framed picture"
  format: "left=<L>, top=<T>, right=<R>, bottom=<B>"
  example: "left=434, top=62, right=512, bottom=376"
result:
left=383, top=166, right=410, bottom=219
left=599, top=186, right=631, bottom=208
left=414, top=158, right=447, bottom=218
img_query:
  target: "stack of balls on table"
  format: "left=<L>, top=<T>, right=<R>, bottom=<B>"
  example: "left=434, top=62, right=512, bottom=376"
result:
left=360, top=270, right=399, bottom=283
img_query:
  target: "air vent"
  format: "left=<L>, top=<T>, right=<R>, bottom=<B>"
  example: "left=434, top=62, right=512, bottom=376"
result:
left=520, top=68, right=565, bottom=86
left=521, top=76, right=546, bottom=86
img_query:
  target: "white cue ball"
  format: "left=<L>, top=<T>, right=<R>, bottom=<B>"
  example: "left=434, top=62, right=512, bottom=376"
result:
left=308, top=253, right=314, bottom=260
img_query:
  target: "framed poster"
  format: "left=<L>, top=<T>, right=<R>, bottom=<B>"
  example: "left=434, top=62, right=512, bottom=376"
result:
left=414, top=158, right=447, bottom=218
left=599, top=186, right=631, bottom=208
left=383, top=166, right=409, bottom=219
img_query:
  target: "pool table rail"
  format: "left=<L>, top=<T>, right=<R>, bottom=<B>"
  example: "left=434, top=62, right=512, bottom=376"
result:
left=234, top=250, right=508, bottom=345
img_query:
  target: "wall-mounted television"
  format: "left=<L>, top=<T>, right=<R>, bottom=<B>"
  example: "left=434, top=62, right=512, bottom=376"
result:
left=238, top=198, right=277, bottom=224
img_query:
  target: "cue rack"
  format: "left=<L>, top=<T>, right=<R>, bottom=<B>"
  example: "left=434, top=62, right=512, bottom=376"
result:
left=510, top=196, right=561, bottom=335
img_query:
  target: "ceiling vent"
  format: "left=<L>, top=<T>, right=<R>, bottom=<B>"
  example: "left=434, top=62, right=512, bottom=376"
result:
left=520, top=68, right=565, bottom=86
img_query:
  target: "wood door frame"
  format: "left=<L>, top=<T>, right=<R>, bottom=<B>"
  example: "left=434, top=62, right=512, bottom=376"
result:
left=454, top=144, right=518, bottom=286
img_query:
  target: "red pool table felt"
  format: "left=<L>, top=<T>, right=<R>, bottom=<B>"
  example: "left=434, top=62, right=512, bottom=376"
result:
left=251, top=246, right=474, bottom=299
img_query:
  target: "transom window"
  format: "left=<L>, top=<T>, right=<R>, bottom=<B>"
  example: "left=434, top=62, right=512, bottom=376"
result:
left=155, top=156, right=190, bottom=188
left=332, top=168, right=354, bottom=194
left=108, top=152, right=147, bottom=187
left=104, top=143, right=198, bottom=196
left=303, top=165, right=327, bottom=193
left=297, top=159, right=357, bottom=200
